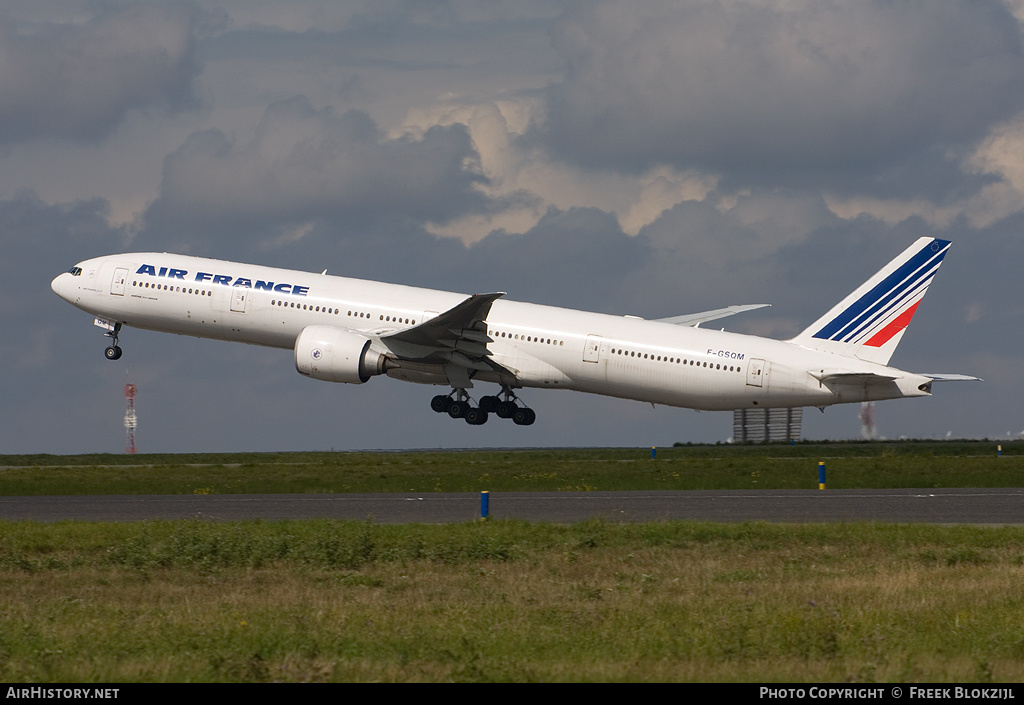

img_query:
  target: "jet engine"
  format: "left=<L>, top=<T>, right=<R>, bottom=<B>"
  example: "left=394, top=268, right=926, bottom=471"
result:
left=294, top=325, right=387, bottom=384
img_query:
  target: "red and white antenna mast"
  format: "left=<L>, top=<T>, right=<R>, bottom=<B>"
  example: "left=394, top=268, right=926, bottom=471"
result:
left=124, top=384, right=137, bottom=454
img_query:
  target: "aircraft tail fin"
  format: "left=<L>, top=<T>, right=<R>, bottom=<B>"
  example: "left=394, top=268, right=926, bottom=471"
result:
left=789, top=237, right=951, bottom=366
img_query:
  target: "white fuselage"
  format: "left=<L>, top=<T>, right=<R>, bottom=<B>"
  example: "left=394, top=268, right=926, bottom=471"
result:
left=51, top=252, right=934, bottom=411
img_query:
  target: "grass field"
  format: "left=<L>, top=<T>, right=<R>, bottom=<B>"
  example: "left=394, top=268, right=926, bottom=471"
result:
left=1, top=440, right=1021, bottom=495
left=1, top=441, right=1022, bottom=682
left=1, top=519, right=1023, bottom=682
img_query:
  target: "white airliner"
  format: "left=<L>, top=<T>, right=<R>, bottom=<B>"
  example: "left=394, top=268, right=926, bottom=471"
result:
left=51, top=237, right=977, bottom=426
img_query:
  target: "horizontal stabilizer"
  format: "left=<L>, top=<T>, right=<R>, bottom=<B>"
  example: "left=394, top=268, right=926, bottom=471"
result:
left=920, top=373, right=982, bottom=382
left=810, top=370, right=897, bottom=384
left=657, top=304, right=771, bottom=327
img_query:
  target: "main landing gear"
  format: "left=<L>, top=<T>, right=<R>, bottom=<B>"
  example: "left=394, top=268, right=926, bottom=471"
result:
left=430, top=387, right=536, bottom=426
left=103, top=322, right=123, bottom=361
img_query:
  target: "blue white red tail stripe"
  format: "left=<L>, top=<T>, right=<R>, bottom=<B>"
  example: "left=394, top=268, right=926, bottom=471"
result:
left=811, top=239, right=950, bottom=344
left=789, top=237, right=953, bottom=365
left=831, top=251, right=943, bottom=343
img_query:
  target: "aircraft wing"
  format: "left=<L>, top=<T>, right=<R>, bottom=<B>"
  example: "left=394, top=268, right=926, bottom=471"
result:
left=655, top=304, right=771, bottom=327
left=920, top=373, right=982, bottom=382
left=379, top=293, right=509, bottom=384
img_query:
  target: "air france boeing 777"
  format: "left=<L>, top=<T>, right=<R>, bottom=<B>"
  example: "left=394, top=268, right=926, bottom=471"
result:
left=51, top=237, right=977, bottom=426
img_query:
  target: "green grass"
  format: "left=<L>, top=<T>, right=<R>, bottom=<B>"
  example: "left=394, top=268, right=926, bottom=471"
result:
left=1, top=441, right=1021, bottom=495
left=1, top=519, right=1023, bottom=682
left=2, top=441, right=1022, bottom=682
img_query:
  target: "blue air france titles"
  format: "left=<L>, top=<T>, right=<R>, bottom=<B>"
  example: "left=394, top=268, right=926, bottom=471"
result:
left=135, top=264, right=309, bottom=296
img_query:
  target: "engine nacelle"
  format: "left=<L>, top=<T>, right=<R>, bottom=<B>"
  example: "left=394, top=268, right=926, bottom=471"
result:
left=294, top=325, right=386, bottom=384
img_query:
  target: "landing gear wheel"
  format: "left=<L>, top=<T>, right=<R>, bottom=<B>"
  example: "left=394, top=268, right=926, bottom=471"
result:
left=512, top=407, right=536, bottom=426
left=496, top=400, right=517, bottom=419
left=465, top=407, right=489, bottom=425
left=103, top=322, right=123, bottom=360
left=433, top=386, right=527, bottom=426
left=448, top=400, right=470, bottom=419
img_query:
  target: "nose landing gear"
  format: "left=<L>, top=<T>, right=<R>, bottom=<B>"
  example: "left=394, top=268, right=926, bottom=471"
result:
left=104, top=322, right=123, bottom=360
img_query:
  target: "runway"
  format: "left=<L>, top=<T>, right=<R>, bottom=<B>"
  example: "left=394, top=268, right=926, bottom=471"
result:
left=1, top=488, right=1022, bottom=524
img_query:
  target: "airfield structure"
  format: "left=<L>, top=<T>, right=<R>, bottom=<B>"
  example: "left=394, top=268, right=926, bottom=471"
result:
left=733, top=407, right=802, bottom=443
left=124, top=383, right=137, bottom=454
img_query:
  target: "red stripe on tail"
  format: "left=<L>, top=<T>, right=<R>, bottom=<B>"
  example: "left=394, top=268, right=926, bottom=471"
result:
left=864, top=301, right=920, bottom=348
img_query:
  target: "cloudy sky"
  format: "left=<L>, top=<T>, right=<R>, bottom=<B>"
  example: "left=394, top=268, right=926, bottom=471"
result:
left=5, top=0, right=1022, bottom=454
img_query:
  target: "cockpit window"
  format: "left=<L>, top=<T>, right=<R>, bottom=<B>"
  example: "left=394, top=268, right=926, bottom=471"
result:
left=67, top=266, right=83, bottom=276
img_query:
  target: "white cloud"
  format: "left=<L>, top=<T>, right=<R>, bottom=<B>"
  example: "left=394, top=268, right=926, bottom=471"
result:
left=400, top=99, right=718, bottom=244
left=825, top=106, right=1024, bottom=230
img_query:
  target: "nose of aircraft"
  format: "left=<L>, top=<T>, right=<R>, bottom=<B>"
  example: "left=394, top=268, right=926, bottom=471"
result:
left=51, top=273, right=63, bottom=297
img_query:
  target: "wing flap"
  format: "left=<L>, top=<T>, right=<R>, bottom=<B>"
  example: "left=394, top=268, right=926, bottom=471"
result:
left=456, top=329, right=493, bottom=344
left=379, top=292, right=512, bottom=386
left=383, top=292, right=504, bottom=349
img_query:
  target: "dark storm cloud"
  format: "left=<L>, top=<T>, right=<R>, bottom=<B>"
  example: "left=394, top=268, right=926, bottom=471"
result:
left=14, top=2, right=1018, bottom=452
left=0, top=192, right=128, bottom=375
left=0, top=192, right=127, bottom=279
left=0, top=2, right=199, bottom=144
left=141, top=96, right=493, bottom=250
left=603, top=190, right=840, bottom=325
left=761, top=218, right=1021, bottom=433
left=0, top=194, right=130, bottom=452
left=461, top=207, right=650, bottom=310
left=541, top=0, right=1024, bottom=196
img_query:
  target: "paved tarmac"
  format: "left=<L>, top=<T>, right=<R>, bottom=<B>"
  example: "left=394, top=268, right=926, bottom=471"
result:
left=1, top=488, right=1021, bottom=524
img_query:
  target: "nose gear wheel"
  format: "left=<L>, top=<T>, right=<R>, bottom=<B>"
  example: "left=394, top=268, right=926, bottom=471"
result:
left=103, top=322, right=123, bottom=360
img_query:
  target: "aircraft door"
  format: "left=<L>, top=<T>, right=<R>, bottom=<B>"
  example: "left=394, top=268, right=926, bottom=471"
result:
left=231, top=289, right=248, bottom=313
left=111, top=267, right=128, bottom=296
left=583, top=335, right=602, bottom=363
left=746, top=358, right=768, bottom=387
